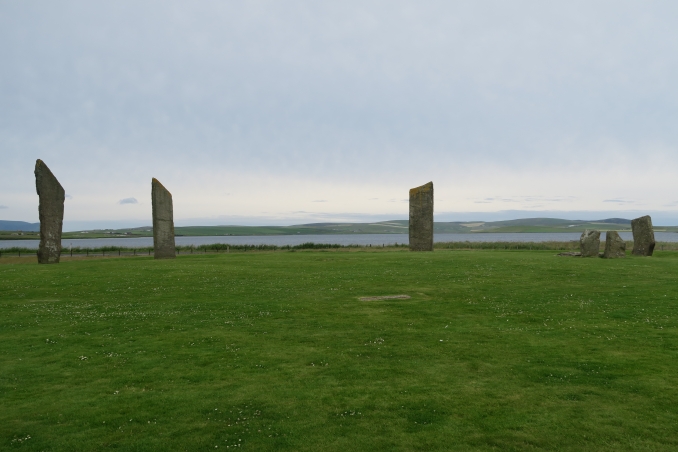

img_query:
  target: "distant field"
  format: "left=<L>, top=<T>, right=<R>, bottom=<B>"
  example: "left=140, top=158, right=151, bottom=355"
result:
left=2, top=249, right=678, bottom=450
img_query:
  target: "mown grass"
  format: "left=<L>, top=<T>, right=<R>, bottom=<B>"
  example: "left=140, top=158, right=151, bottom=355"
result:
left=1, top=249, right=678, bottom=451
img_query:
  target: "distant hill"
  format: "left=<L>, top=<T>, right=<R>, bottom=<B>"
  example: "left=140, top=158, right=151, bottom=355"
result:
left=445, top=217, right=634, bottom=233
left=46, top=217, right=643, bottom=239
left=4, top=217, right=664, bottom=240
left=0, top=220, right=40, bottom=232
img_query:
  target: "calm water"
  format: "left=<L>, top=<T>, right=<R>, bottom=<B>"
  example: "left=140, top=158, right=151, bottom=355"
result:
left=3, top=232, right=678, bottom=249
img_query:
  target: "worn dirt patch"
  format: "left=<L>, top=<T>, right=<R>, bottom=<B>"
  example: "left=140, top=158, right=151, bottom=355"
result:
left=359, top=295, right=411, bottom=301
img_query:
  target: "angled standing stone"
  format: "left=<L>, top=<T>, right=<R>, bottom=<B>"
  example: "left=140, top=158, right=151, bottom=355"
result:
left=152, top=178, right=176, bottom=259
left=409, top=182, right=433, bottom=251
left=631, top=215, right=655, bottom=256
left=579, top=229, right=601, bottom=257
left=35, top=159, right=65, bottom=264
left=603, top=231, right=626, bottom=258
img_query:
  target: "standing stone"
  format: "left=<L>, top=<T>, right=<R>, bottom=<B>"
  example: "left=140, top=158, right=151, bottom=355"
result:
left=409, top=182, right=433, bottom=251
left=152, top=178, right=176, bottom=259
left=631, top=215, right=655, bottom=256
left=603, top=231, right=626, bottom=258
left=35, top=159, right=65, bottom=264
left=579, top=229, right=601, bottom=257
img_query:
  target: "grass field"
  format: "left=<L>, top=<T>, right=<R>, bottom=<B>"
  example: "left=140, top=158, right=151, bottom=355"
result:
left=2, top=249, right=678, bottom=450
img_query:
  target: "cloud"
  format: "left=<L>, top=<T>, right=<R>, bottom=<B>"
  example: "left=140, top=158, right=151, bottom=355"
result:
left=118, top=197, right=138, bottom=205
left=65, top=194, right=73, bottom=199
left=3, top=2, right=678, bottom=224
left=472, top=196, right=577, bottom=205
left=603, top=199, right=634, bottom=204
left=0, top=205, right=7, bottom=209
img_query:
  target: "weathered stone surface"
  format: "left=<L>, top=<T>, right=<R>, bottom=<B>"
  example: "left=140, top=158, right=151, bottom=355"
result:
left=35, top=159, right=65, bottom=264
left=409, top=182, right=433, bottom=251
left=603, top=231, right=626, bottom=258
left=631, top=215, right=655, bottom=256
left=152, top=178, right=176, bottom=259
left=579, top=229, right=601, bottom=257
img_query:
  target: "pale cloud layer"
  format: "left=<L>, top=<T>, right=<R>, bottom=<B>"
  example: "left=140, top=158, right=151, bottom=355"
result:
left=2, top=1, right=678, bottom=227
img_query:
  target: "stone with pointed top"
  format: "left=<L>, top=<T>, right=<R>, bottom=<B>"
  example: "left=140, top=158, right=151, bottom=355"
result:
left=409, top=182, right=433, bottom=251
left=631, top=215, right=655, bottom=256
left=35, top=159, right=65, bottom=264
left=152, top=178, right=176, bottom=259
left=580, top=229, right=601, bottom=257
left=603, top=231, right=626, bottom=258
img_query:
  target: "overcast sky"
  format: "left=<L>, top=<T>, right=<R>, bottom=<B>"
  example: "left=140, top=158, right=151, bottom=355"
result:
left=2, top=1, right=678, bottom=229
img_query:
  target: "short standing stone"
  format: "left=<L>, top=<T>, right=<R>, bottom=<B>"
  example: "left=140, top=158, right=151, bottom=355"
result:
left=409, top=182, right=433, bottom=251
left=579, top=229, right=601, bottom=257
left=152, top=178, right=176, bottom=259
left=631, top=215, right=655, bottom=256
left=603, top=231, right=626, bottom=258
left=35, top=159, right=65, bottom=264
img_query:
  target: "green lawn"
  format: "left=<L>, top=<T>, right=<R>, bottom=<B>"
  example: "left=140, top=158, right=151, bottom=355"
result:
left=1, top=250, right=678, bottom=451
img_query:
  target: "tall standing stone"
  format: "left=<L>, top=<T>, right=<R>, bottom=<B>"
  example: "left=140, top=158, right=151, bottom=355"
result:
left=34, top=159, right=65, bottom=264
left=631, top=215, right=655, bottom=256
left=603, top=231, right=626, bottom=258
left=579, top=229, right=601, bottom=257
left=409, top=182, right=433, bottom=251
left=152, top=178, right=176, bottom=259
